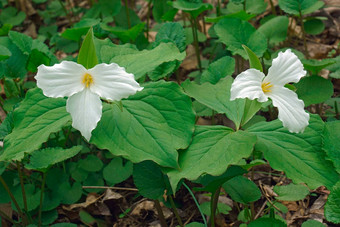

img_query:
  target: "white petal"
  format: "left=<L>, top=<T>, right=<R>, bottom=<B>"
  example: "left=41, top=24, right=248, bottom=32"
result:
left=230, top=68, right=268, bottom=102
left=66, top=89, right=102, bottom=141
left=267, top=86, right=309, bottom=133
left=35, top=61, right=86, bottom=98
left=88, top=63, right=143, bottom=101
left=265, top=49, right=306, bottom=86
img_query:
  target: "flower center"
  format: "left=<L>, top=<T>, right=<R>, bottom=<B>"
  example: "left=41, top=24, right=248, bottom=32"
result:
left=261, top=82, right=273, bottom=93
left=82, top=73, right=93, bottom=88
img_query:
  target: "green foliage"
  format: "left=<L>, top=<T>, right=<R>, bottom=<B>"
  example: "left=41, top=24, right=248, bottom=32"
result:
left=301, top=220, right=326, bottom=227
left=0, top=7, right=26, bottom=26
left=200, top=201, right=231, bottom=215
left=78, top=27, right=98, bottom=69
left=0, top=45, right=11, bottom=60
left=248, top=217, right=286, bottom=227
left=91, top=80, right=195, bottom=169
left=83, top=0, right=121, bottom=19
left=273, top=184, right=310, bottom=201
left=295, top=76, right=333, bottom=106
left=325, top=181, right=340, bottom=224
left=101, top=23, right=145, bottom=43
left=78, top=155, right=103, bottom=172
left=258, top=16, right=289, bottom=45
left=154, top=22, right=186, bottom=52
left=103, top=157, right=133, bottom=185
left=323, top=121, right=340, bottom=174
left=223, top=176, right=261, bottom=204
left=0, top=88, right=71, bottom=161
left=169, top=0, right=213, bottom=18
left=215, top=18, right=267, bottom=59
left=200, top=56, right=235, bottom=84
left=248, top=115, right=340, bottom=189
left=304, top=18, right=325, bottom=35
left=167, top=125, right=256, bottom=191
left=278, top=0, right=323, bottom=15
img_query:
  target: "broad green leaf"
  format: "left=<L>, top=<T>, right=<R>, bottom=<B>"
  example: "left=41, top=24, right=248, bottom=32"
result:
left=325, top=181, right=340, bottom=224
left=0, top=7, right=26, bottom=26
left=13, top=184, right=40, bottom=211
left=185, top=223, right=205, bottom=227
left=273, top=184, right=310, bottom=201
left=25, top=146, right=82, bottom=171
left=83, top=173, right=104, bottom=193
left=301, top=220, right=326, bottom=227
left=206, top=11, right=256, bottom=23
left=200, top=202, right=231, bottom=215
left=301, top=1, right=324, bottom=14
left=154, top=22, right=186, bottom=52
left=241, top=99, right=262, bottom=127
left=247, top=115, right=340, bottom=189
left=104, top=42, right=185, bottom=79
left=78, top=155, right=103, bottom=172
left=278, top=0, right=322, bottom=15
left=200, top=56, right=235, bottom=84
left=103, top=157, right=133, bottom=185
left=26, top=49, right=51, bottom=73
left=57, top=181, right=82, bottom=204
left=192, top=101, right=213, bottom=117
left=304, top=18, right=325, bottom=35
left=215, top=18, right=267, bottom=59
left=101, top=23, right=145, bottom=43
left=41, top=210, right=58, bottom=225
left=223, top=176, right=261, bottom=204
left=83, top=0, right=121, bottom=19
left=327, top=55, right=340, bottom=79
left=153, top=0, right=173, bottom=22
left=115, top=7, right=142, bottom=29
left=62, top=18, right=101, bottom=41
left=51, top=224, right=77, bottom=227
left=323, top=121, right=340, bottom=174
left=133, top=160, right=170, bottom=200
left=227, top=0, right=267, bottom=14
left=181, top=77, right=245, bottom=129
left=257, top=16, right=289, bottom=45
left=8, top=31, right=32, bottom=55
left=248, top=217, right=286, bottom=227
left=302, top=59, right=335, bottom=75
left=242, top=45, right=263, bottom=72
left=295, top=76, right=333, bottom=106
left=78, top=27, right=98, bottom=69
left=91, top=81, right=195, bottom=169
left=0, top=45, right=11, bottom=61
left=167, top=126, right=256, bottom=191
left=148, top=61, right=179, bottom=81
left=0, top=88, right=71, bottom=161
left=0, top=111, right=13, bottom=140
left=169, top=0, right=213, bottom=18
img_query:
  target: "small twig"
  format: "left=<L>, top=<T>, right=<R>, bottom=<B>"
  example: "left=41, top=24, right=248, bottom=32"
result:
left=0, top=208, right=16, bottom=225
left=254, top=201, right=267, bottom=220
left=154, top=200, right=168, bottom=227
left=259, top=181, right=282, bottom=213
left=17, top=161, right=28, bottom=225
left=168, top=195, right=183, bottom=227
left=82, top=186, right=138, bottom=191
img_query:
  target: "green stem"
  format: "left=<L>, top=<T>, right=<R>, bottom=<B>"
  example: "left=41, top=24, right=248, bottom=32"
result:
left=124, top=0, right=131, bottom=29
left=190, top=17, right=202, bottom=72
left=269, top=0, right=277, bottom=15
left=298, top=11, right=308, bottom=58
left=183, top=182, right=207, bottom=226
left=17, top=162, right=28, bottom=214
left=38, top=172, right=46, bottom=227
left=154, top=200, right=168, bottom=227
left=209, top=187, right=221, bottom=227
left=168, top=195, right=183, bottom=227
left=146, top=0, right=152, bottom=41
left=216, top=0, right=221, bottom=17
left=0, top=175, right=24, bottom=222
left=57, top=0, right=72, bottom=26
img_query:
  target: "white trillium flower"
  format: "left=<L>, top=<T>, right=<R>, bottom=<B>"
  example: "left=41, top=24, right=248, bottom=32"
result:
left=35, top=61, right=143, bottom=141
left=230, top=49, right=309, bottom=133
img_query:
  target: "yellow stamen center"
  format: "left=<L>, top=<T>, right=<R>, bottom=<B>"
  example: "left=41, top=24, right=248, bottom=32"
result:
left=82, top=73, right=93, bottom=88
left=261, top=82, right=273, bottom=93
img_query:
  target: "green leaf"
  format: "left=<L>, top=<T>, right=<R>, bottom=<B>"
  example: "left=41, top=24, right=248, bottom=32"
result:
left=248, top=217, right=286, bottom=227
left=25, top=146, right=83, bottom=171
left=101, top=23, right=145, bottom=43
left=200, top=202, right=231, bottom=216
left=227, top=0, right=267, bottom=14
left=78, top=155, right=103, bottom=172
left=167, top=126, right=256, bottom=192
left=78, top=27, right=98, bottom=69
left=13, top=184, right=40, bottom=211
left=169, top=0, right=213, bottom=18
left=83, top=0, right=121, bottom=19
left=91, top=81, right=195, bottom=169
left=295, top=76, right=333, bottom=106
left=103, top=157, right=133, bottom=185
left=103, top=42, right=185, bottom=79
left=8, top=31, right=32, bottom=55
left=0, top=111, right=13, bottom=140
left=273, top=184, right=310, bottom=201
left=57, top=181, right=82, bottom=204
left=0, top=7, right=26, bottom=26
left=215, top=18, right=267, bottom=59
left=0, top=88, right=71, bottom=161
left=62, top=18, right=101, bottom=42
left=41, top=210, right=58, bottom=225
left=323, top=121, right=340, bottom=174
left=148, top=61, right=179, bottom=81
left=301, top=220, right=326, bottom=227
left=51, top=224, right=77, bottom=227
left=325, top=181, right=340, bottom=224
left=201, top=56, right=235, bottom=84
left=304, top=18, right=325, bottom=35
left=153, top=0, right=173, bottom=22
left=181, top=77, right=245, bottom=129
left=192, top=101, right=213, bottom=117
left=154, top=22, right=186, bottom=52
left=223, top=176, right=261, bottom=204
left=133, top=160, right=170, bottom=200
left=0, top=45, right=11, bottom=61
left=247, top=115, right=340, bottom=189
left=327, top=55, right=340, bottom=79
left=257, top=16, right=289, bottom=45
left=278, top=0, right=322, bottom=15
left=26, top=49, right=51, bottom=73
left=242, top=45, right=263, bottom=72
left=302, top=59, right=335, bottom=75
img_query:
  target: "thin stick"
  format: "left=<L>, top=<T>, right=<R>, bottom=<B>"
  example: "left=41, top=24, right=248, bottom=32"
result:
left=38, top=172, right=46, bottom=227
left=124, top=0, right=131, bottom=29
left=154, top=200, right=168, bottom=227
left=0, top=209, right=16, bottom=225
left=254, top=201, right=267, bottom=220
left=168, top=195, right=183, bottom=227
left=146, top=0, right=152, bottom=41
left=82, top=186, right=138, bottom=191
left=183, top=182, right=207, bottom=226
left=190, top=17, right=202, bottom=72
left=209, top=187, right=221, bottom=227
left=17, top=162, right=27, bottom=213
left=298, top=11, right=308, bottom=58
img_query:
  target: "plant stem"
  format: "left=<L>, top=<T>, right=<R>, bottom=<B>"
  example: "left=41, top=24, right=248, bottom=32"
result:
left=209, top=187, right=221, bottom=227
left=0, top=209, right=16, bottom=225
left=57, top=0, right=72, bottom=26
left=154, top=200, right=168, bottom=227
left=0, top=175, right=24, bottom=222
left=190, top=17, right=202, bottom=72
left=17, top=162, right=28, bottom=214
left=298, top=11, right=308, bottom=58
left=146, top=0, right=152, bottom=41
left=269, top=0, right=276, bottom=15
left=183, top=182, right=207, bottom=226
left=124, top=0, right=131, bottom=29
left=216, top=0, right=221, bottom=16
left=38, top=172, right=46, bottom=227
left=168, top=195, right=183, bottom=227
